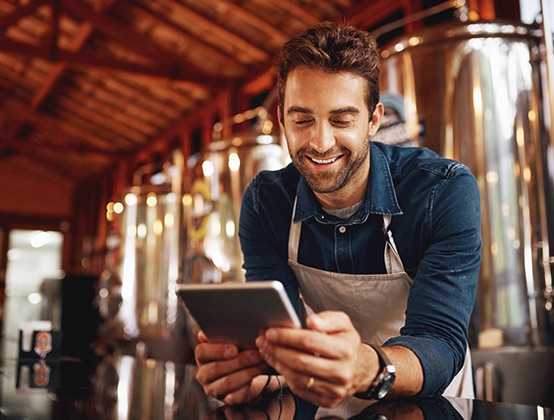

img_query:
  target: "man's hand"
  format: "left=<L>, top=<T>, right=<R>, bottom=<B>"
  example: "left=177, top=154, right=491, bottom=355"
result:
left=255, top=311, right=379, bottom=408
left=194, top=331, right=271, bottom=405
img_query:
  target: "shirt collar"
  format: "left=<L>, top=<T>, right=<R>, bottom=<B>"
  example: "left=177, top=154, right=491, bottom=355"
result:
left=294, top=142, right=403, bottom=223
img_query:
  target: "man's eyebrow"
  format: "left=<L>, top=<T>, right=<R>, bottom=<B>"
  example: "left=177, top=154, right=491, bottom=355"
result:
left=286, top=106, right=360, bottom=115
left=286, top=106, right=312, bottom=115
left=330, top=107, right=360, bottom=115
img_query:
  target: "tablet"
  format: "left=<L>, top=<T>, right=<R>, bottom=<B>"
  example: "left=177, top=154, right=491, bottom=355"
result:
left=176, top=281, right=302, bottom=349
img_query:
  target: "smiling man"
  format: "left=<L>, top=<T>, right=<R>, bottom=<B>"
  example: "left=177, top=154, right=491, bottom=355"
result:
left=194, top=21, right=482, bottom=410
left=283, top=68, right=375, bottom=209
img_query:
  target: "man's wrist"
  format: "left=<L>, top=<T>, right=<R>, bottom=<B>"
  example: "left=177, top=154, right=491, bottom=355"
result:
left=354, top=344, right=396, bottom=400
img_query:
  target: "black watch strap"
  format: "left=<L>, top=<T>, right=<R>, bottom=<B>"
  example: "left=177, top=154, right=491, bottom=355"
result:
left=354, top=344, right=396, bottom=400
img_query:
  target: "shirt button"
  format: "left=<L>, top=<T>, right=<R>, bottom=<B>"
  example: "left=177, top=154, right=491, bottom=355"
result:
left=338, top=226, right=346, bottom=233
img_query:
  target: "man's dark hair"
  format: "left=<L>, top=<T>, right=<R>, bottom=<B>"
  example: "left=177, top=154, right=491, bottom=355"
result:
left=273, top=21, right=381, bottom=122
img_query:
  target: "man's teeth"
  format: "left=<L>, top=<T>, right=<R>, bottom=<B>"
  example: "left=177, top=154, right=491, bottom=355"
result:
left=311, top=157, right=337, bottom=164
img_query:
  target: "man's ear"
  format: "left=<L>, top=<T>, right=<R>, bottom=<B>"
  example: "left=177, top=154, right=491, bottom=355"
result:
left=369, top=102, right=384, bottom=137
left=277, top=106, right=284, bottom=128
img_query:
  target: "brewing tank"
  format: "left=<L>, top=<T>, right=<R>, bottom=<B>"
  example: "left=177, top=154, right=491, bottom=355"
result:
left=380, top=20, right=554, bottom=346
left=99, top=150, right=191, bottom=362
left=183, top=133, right=287, bottom=284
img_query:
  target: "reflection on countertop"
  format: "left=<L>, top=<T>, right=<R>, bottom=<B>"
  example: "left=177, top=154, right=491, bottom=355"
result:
left=0, top=353, right=552, bottom=419
left=0, top=354, right=213, bottom=419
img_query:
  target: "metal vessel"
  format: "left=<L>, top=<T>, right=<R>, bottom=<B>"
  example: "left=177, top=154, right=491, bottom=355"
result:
left=380, top=20, right=554, bottom=347
left=99, top=150, right=191, bottom=362
left=380, top=19, right=554, bottom=407
left=182, top=132, right=287, bottom=284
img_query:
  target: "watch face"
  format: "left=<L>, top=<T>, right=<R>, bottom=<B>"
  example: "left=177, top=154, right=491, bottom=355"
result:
left=375, top=372, right=395, bottom=400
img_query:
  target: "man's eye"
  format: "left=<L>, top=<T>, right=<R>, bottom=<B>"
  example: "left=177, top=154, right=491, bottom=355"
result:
left=332, top=119, right=352, bottom=126
left=295, top=118, right=312, bottom=125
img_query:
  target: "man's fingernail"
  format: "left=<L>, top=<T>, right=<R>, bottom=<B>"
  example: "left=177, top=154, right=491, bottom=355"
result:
left=266, top=329, right=277, bottom=340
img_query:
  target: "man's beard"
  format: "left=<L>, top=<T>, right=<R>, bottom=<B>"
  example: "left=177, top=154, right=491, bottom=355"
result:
left=291, top=139, right=370, bottom=194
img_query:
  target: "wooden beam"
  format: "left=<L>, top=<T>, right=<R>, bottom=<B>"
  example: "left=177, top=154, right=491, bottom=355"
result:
left=11, top=141, right=120, bottom=161
left=30, top=16, right=94, bottom=109
left=132, top=93, right=225, bottom=162
left=211, top=0, right=290, bottom=45
left=48, top=0, right=61, bottom=61
left=0, top=97, right=123, bottom=156
left=61, top=0, right=234, bottom=81
left=0, top=212, right=69, bottom=230
left=0, top=0, right=49, bottom=32
left=344, top=0, right=403, bottom=29
left=159, top=0, right=270, bottom=62
left=0, top=37, right=226, bottom=86
left=60, top=0, right=175, bottom=67
left=131, top=2, right=246, bottom=73
left=269, top=0, right=320, bottom=26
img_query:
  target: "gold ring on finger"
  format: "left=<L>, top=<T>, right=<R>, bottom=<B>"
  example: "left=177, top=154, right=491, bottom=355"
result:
left=306, top=376, right=315, bottom=390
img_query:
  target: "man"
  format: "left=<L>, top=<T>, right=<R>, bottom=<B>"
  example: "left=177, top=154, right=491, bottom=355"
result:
left=195, top=21, right=481, bottom=409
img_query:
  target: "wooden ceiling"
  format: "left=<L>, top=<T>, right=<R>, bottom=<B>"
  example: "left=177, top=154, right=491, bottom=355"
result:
left=0, top=0, right=361, bottom=191
left=0, top=0, right=516, bottom=221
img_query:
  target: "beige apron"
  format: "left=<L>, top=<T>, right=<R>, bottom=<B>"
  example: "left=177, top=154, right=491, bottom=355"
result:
left=287, top=200, right=474, bottom=399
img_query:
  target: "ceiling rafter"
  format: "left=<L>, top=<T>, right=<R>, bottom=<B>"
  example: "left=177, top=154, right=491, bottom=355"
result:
left=0, top=37, right=226, bottom=85
left=60, top=0, right=176, bottom=67
left=1, top=97, right=122, bottom=152
left=152, top=0, right=271, bottom=63
left=0, top=0, right=49, bottom=32
left=130, top=1, right=247, bottom=74
left=345, top=0, right=403, bottom=28
left=268, top=0, right=320, bottom=26
left=209, top=0, right=290, bottom=45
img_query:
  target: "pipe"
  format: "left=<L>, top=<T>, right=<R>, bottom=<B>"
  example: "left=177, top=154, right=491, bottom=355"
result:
left=371, top=0, right=468, bottom=40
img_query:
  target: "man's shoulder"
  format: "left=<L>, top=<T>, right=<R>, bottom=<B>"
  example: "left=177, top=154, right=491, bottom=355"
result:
left=242, top=163, right=298, bottom=217
left=249, top=162, right=300, bottom=193
left=372, top=141, right=473, bottom=180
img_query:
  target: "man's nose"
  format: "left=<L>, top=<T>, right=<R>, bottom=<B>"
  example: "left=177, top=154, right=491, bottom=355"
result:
left=309, top=123, right=335, bottom=153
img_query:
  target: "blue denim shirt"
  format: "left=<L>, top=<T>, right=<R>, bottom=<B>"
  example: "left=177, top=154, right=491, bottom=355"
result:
left=238, top=141, right=482, bottom=395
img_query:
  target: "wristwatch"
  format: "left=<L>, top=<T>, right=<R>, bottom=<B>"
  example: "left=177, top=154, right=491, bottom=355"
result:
left=354, top=344, right=396, bottom=400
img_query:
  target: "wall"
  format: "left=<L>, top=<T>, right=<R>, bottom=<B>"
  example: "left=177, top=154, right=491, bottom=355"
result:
left=0, top=157, right=74, bottom=219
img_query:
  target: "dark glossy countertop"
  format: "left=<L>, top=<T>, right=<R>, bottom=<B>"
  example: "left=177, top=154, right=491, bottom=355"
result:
left=0, top=353, right=552, bottom=419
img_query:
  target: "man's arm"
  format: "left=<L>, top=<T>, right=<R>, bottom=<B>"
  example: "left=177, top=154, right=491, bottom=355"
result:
left=381, top=345, right=423, bottom=397
left=238, top=173, right=302, bottom=309
left=387, top=168, right=482, bottom=395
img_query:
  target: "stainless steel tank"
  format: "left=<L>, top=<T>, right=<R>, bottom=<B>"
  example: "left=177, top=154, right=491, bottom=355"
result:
left=380, top=20, right=554, bottom=347
left=99, top=150, right=192, bottom=362
left=182, top=132, right=287, bottom=285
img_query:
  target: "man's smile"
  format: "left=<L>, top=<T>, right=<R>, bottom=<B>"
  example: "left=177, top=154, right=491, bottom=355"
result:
left=308, top=155, right=340, bottom=165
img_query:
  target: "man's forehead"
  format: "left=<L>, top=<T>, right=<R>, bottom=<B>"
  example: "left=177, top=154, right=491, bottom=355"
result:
left=283, top=69, right=367, bottom=112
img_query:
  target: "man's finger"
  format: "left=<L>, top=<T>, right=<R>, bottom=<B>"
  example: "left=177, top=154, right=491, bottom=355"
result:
left=306, top=311, right=353, bottom=334
left=194, top=342, right=239, bottom=364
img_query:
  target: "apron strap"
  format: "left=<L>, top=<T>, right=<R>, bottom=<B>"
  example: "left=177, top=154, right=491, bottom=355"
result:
left=383, top=215, right=405, bottom=274
left=288, top=197, right=301, bottom=262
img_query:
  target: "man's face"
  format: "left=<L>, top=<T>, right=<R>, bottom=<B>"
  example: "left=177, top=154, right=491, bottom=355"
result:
left=281, top=67, right=381, bottom=205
